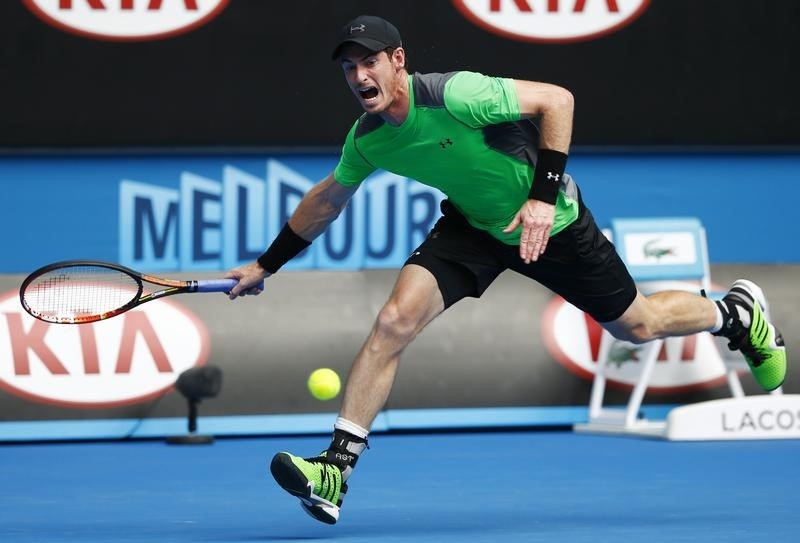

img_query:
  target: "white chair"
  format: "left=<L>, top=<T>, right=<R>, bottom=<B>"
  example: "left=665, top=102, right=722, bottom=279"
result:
left=573, top=217, right=793, bottom=440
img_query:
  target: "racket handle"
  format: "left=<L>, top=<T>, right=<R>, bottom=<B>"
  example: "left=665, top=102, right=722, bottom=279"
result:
left=195, top=279, right=264, bottom=293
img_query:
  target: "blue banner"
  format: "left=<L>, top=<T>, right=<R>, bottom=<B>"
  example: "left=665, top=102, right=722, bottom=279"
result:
left=0, top=155, right=445, bottom=273
left=1, top=152, right=797, bottom=273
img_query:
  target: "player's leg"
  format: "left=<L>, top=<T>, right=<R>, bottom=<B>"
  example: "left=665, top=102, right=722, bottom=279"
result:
left=270, top=264, right=445, bottom=524
left=508, top=188, right=786, bottom=392
left=559, top=213, right=788, bottom=391
left=601, top=289, right=716, bottom=343
left=603, top=280, right=786, bottom=391
left=339, top=264, right=445, bottom=428
left=270, top=201, right=504, bottom=524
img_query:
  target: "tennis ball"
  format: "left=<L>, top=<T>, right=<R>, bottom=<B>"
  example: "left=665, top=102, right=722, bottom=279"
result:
left=307, top=368, right=341, bottom=401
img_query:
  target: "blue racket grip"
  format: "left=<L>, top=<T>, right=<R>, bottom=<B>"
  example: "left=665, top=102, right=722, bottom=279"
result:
left=195, top=279, right=264, bottom=293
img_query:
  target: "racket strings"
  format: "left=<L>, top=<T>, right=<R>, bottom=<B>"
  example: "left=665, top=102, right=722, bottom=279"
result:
left=23, top=266, right=140, bottom=322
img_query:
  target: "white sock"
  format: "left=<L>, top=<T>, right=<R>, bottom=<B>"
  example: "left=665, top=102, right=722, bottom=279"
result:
left=334, top=417, right=369, bottom=440
left=710, top=304, right=724, bottom=333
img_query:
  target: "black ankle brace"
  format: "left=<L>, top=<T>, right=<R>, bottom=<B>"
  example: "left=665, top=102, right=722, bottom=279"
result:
left=325, top=429, right=368, bottom=474
left=713, top=299, right=746, bottom=338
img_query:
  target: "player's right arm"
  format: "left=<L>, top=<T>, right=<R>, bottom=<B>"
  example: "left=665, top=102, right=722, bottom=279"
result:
left=287, top=116, right=374, bottom=240
left=227, top=120, right=373, bottom=299
left=288, top=173, right=359, bottom=240
left=225, top=173, right=358, bottom=298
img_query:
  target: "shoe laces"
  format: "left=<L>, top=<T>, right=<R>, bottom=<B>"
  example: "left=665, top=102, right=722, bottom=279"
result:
left=302, top=454, right=348, bottom=497
left=727, top=329, right=766, bottom=368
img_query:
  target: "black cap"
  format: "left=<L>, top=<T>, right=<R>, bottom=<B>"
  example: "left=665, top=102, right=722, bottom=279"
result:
left=331, top=15, right=402, bottom=60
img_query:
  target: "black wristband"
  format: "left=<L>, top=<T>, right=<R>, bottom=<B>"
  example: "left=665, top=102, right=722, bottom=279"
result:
left=528, top=149, right=568, bottom=204
left=257, top=223, right=311, bottom=274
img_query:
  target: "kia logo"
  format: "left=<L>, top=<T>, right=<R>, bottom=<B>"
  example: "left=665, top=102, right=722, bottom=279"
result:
left=0, top=290, right=209, bottom=408
left=452, top=0, right=651, bottom=44
left=541, top=294, right=733, bottom=394
left=22, top=0, right=231, bottom=42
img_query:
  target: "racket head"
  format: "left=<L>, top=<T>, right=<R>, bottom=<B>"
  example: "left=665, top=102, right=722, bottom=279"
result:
left=20, top=260, right=145, bottom=324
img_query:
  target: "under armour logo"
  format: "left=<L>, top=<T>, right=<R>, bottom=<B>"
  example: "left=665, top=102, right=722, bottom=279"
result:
left=350, top=24, right=366, bottom=33
left=547, top=172, right=560, bottom=181
left=439, top=138, right=453, bottom=149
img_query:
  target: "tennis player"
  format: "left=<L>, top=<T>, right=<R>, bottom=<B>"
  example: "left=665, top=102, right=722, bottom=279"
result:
left=225, top=15, right=787, bottom=524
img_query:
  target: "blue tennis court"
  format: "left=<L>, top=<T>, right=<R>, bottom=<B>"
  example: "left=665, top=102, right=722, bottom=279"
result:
left=2, top=430, right=798, bottom=542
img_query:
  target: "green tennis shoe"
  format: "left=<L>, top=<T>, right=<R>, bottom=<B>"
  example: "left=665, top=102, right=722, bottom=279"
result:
left=270, top=452, right=346, bottom=525
left=721, top=280, right=787, bottom=391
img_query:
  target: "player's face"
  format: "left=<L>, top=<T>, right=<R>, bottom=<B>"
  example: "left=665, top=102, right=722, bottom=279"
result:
left=340, top=44, right=404, bottom=114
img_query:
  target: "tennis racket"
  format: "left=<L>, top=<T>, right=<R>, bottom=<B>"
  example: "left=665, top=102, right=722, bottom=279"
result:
left=19, top=260, right=259, bottom=324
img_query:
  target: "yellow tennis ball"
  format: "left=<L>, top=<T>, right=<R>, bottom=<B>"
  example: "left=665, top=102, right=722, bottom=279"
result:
left=307, top=368, right=341, bottom=401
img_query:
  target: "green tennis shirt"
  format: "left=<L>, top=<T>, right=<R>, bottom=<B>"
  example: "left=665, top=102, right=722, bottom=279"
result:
left=333, top=71, right=579, bottom=245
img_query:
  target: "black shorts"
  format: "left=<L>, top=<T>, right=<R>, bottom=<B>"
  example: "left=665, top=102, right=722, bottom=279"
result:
left=404, top=194, right=637, bottom=323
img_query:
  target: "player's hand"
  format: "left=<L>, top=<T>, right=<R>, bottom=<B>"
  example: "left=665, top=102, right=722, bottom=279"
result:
left=224, top=262, right=270, bottom=300
left=503, top=199, right=555, bottom=264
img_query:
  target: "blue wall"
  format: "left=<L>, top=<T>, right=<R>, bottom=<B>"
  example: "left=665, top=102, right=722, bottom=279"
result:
left=1, top=152, right=797, bottom=273
left=571, top=153, right=799, bottom=263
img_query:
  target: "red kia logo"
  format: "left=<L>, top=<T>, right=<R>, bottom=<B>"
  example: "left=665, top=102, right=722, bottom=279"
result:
left=0, top=290, right=209, bottom=408
left=23, top=0, right=231, bottom=42
left=541, top=293, right=733, bottom=394
left=452, top=0, right=651, bottom=44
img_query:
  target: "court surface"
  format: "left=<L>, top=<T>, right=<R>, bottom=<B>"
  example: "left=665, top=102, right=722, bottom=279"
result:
left=2, top=430, right=799, bottom=542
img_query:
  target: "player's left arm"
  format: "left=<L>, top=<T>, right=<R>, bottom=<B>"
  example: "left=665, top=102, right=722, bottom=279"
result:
left=503, top=80, right=574, bottom=263
left=514, top=80, right=574, bottom=150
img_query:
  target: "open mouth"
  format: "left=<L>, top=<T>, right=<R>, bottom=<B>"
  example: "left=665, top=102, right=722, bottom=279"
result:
left=358, top=86, right=379, bottom=101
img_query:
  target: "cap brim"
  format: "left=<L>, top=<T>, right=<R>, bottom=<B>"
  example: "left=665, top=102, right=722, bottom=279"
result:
left=331, top=37, right=390, bottom=60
